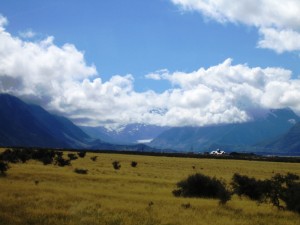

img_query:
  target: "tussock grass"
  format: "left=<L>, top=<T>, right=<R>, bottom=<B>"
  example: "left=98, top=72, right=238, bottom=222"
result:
left=0, top=149, right=299, bottom=225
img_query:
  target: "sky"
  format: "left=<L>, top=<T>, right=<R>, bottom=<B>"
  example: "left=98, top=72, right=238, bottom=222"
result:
left=1, top=0, right=300, bottom=129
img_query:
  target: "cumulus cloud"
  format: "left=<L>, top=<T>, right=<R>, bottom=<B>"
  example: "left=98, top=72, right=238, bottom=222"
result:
left=145, top=69, right=169, bottom=80
left=2, top=15, right=300, bottom=129
left=258, top=28, right=300, bottom=53
left=170, top=0, right=300, bottom=53
left=0, top=15, right=8, bottom=31
left=19, top=29, right=36, bottom=39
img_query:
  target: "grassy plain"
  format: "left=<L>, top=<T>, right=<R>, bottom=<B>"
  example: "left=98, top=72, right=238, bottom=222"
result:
left=0, top=149, right=300, bottom=225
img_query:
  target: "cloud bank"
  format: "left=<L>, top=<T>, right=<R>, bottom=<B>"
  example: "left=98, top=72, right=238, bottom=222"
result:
left=1, top=14, right=300, bottom=129
left=171, top=0, right=300, bottom=53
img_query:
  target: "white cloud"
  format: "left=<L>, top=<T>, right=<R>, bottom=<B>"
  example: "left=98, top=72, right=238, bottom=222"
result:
left=170, top=0, right=300, bottom=53
left=2, top=16, right=300, bottom=129
left=19, top=30, right=36, bottom=39
left=145, top=69, right=169, bottom=80
left=0, top=15, right=8, bottom=32
left=145, top=73, right=162, bottom=80
left=258, top=27, right=300, bottom=53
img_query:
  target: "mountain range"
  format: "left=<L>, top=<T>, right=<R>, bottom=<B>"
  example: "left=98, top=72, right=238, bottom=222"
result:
left=262, top=122, right=300, bottom=154
left=0, top=94, right=89, bottom=148
left=0, top=94, right=157, bottom=152
left=80, top=124, right=169, bottom=145
left=149, top=108, right=300, bottom=154
left=0, top=94, right=300, bottom=155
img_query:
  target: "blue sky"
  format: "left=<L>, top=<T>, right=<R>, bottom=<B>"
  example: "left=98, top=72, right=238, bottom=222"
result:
left=2, top=0, right=299, bottom=91
left=1, top=0, right=300, bottom=128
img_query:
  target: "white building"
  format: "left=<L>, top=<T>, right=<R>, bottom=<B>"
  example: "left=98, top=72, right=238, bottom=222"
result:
left=210, top=149, right=225, bottom=155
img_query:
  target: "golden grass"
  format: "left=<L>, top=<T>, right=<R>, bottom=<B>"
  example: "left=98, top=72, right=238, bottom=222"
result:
left=0, top=150, right=300, bottom=225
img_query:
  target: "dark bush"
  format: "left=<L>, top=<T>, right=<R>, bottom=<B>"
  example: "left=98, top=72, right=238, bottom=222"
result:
left=0, top=149, right=22, bottom=163
left=77, top=151, right=86, bottom=158
left=90, top=156, right=98, bottom=161
left=74, top=168, right=88, bottom=174
left=68, top=153, right=78, bottom=161
left=31, top=149, right=56, bottom=165
left=181, top=203, right=191, bottom=209
left=55, top=156, right=71, bottom=167
left=0, top=161, right=9, bottom=176
left=283, top=182, right=300, bottom=213
left=40, top=156, right=54, bottom=165
left=13, top=148, right=31, bottom=163
left=231, top=173, right=269, bottom=202
left=232, top=173, right=300, bottom=213
left=271, top=173, right=300, bottom=213
left=131, top=161, right=138, bottom=167
left=112, top=161, right=121, bottom=170
left=173, top=173, right=231, bottom=205
left=55, top=151, right=63, bottom=157
left=0, top=148, right=58, bottom=165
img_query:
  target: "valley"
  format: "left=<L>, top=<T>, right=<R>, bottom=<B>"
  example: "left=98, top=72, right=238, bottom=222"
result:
left=0, top=148, right=299, bottom=225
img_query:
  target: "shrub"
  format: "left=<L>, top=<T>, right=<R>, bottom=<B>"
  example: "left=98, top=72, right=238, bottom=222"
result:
left=232, top=173, right=300, bottom=213
left=55, top=151, right=64, bottom=158
left=283, top=182, right=300, bottom=213
left=0, top=148, right=58, bottom=165
left=68, top=153, right=78, bottom=161
left=0, top=161, right=9, bottom=176
left=90, top=156, right=98, bottom=162
left=40, top=156, right=54, bottom=165
left=231, top=173, right=269, bottom=202
left=173, top=173, right=231, bottom=205
left=32, top=149, right=56, bottom=165
left=0, top=149, right=21, bottom=163
left=55, top=156, right=71, bottom=167
left=74, top=168, right=88, bottom=174
left=77, top=151, right=86, bottom=158
left=131, top=161, right=138, bottom=167
left=112, top=161, right=121, bottom=170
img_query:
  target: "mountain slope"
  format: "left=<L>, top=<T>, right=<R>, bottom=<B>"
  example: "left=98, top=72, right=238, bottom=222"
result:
left=149, top=109, right=300, bottom=152
left=0, top=94, right=92, bottom=148
left=262, top=122, right=300, bottom=154
left=0, top=94, right=163, bottom=152
left=81, top=124, right=169, bottom=144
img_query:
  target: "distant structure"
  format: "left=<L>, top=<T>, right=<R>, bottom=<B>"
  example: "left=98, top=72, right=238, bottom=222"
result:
left=210, top=149, right=225, bottom=155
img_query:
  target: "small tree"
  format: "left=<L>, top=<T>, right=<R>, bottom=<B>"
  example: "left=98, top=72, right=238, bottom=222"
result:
left=173, top=173, right=231, bottom=205
left=68, top=153, right=78, bottom=161
left=40, top=156, right=54, bottom=165
left=55, top=151, right=64, bottom=158
left=77, top=151, right=86, bottom=158
left=0, top=161, right=9, bottom=176
left=90, top=156, right=98, bottom=162
left=112, top=161, right=121, bottom=170
left=283, top=182, right=300, bottom=213
left=231, top=173, right=300, bottom=213
left=231, top=173, right=268, bottom=202
left=131, top=161, right=138, bottom=168
left=55, top=156, right=71, bottom=167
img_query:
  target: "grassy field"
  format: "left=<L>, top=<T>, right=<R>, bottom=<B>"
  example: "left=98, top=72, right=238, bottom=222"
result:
left=0, top=149, right=300, bottom=225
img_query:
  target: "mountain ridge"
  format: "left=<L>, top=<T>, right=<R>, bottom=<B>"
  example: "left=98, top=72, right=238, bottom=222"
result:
left=1, top=94, right=300, bottom=155
left=261, top=122, right=300, bottom=154
left=0, top=94, right=162, bottom=152
left=0, top=94, right=93, bottom=148
left=149, top=108, right=300, bottom=153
